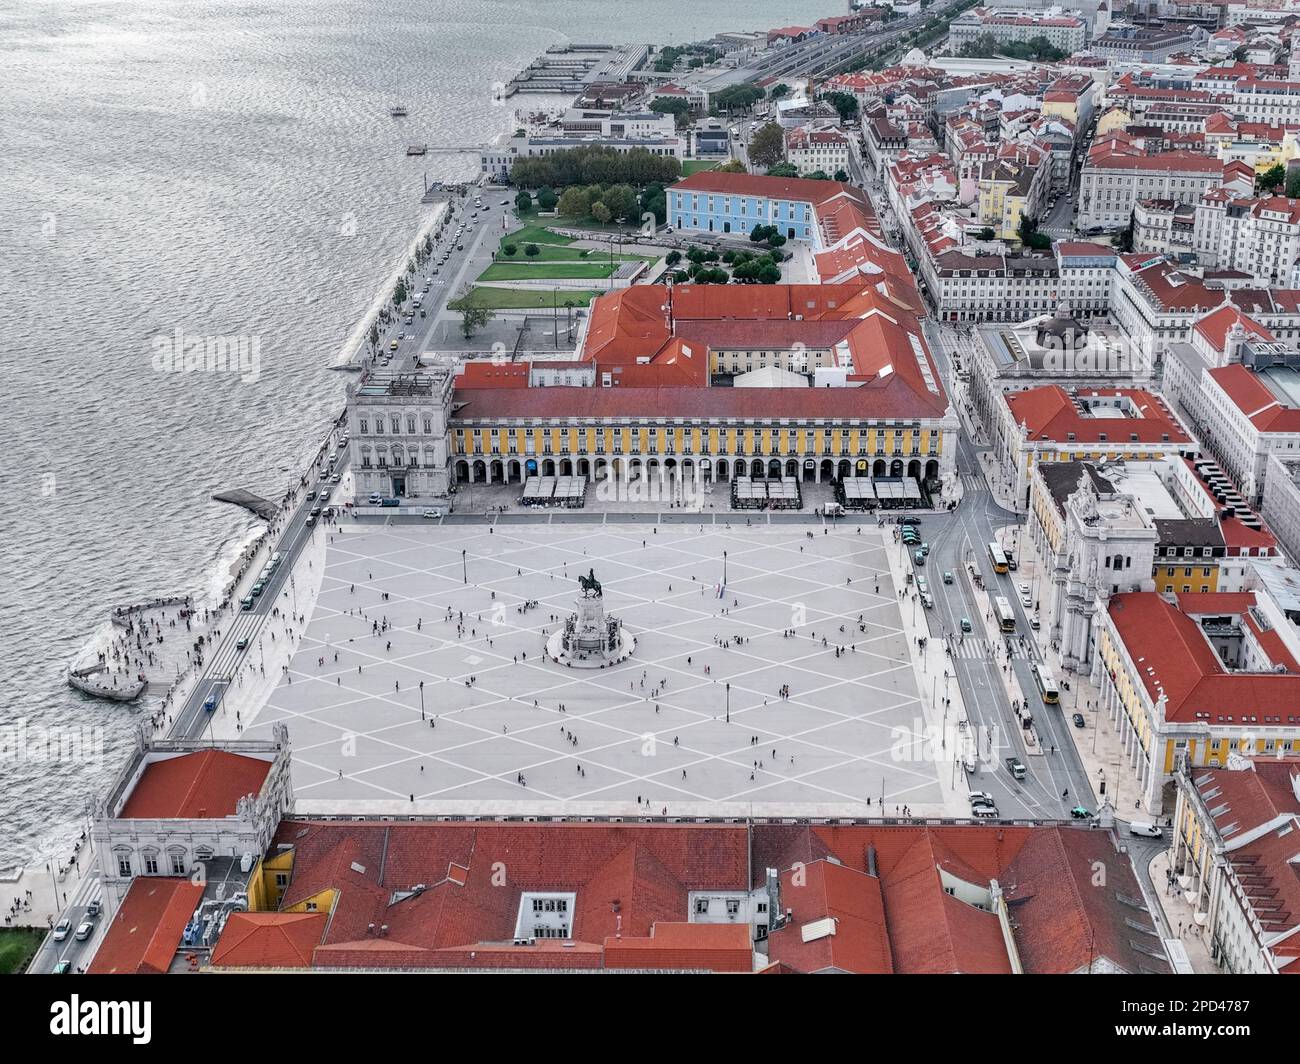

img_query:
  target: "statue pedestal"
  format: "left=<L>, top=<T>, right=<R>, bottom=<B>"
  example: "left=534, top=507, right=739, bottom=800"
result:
left=545, top=593, right=635, bottom=669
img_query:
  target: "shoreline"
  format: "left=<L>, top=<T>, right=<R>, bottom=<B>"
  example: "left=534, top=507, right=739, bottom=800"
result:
left=331, top=198, right=451, bottom=370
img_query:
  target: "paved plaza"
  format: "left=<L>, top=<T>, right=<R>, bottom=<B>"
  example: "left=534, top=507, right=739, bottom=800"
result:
left=244, top=521, right=943, bottom=816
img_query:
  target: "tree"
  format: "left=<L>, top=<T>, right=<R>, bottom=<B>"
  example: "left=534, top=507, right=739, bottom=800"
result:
left=757, top=262, right=782, bottom=284
left=537, top=186, right=558, bottom=211
left=1287, top=169, right=1300, bottom=199
left=556, top=186, right=592, bottom=218
left=665, top=250, right=682, bottom=266
left=1259, top=163, right=1286, bottom=192
left=833, top=168, right=849, bottom=182
left=601, top=183, right=639, bottom=223
left=770, top=83, right=792, bottom=100
left=515, top=190, right=533, bottom=212
left=502, top=243, right=518, bottom=256
left=820, top=91, right=860, bottom=124
left=525, top=243, right=540, bottom=257
left=1016, top=213, right=1051, bottom=250
left=448, top=291, right=495, bottom=339
left=806, top=169, right=831, bottom=181
left=748, top=122, right=786, bottom=168
left=972, top=227, right=995, bottom=241
left=640, top=182, right=667, bottom=225
left=650, top=98, right=691, bottom=128
left=766, top=162, right=800, bottom=177
left=716, top=160, right=747, bottom=173
left=591, top=200, right=612, bottom=224
left=713, top=84, right=764, bottom=113
left=766, top=233, right=786, bottom=249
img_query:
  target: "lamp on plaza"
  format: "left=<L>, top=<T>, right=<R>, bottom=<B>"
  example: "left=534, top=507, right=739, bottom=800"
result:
left=462, top=548, right=467, bottom=585
left=723, top=549, right=728, bottom=586
left=419, top=680, right=425, bottom=721
left=726, top=682, right=731, bottom=724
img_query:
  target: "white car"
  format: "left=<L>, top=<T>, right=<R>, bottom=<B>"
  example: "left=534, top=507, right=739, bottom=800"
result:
left=968, top=791, right=995, bottom=808
left=74, top=921, right=94, bottom=942
left=52, top=918, right=72, bottom=941
left=1018, top=583, right=1030, bottom=596
left=422, top=507, right=445, bottom=519
left=1128, top=820, right=1164, bottom=839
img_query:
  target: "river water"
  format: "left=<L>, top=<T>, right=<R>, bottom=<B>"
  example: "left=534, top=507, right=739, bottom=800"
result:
left=0, top=0, right=830, bottom=867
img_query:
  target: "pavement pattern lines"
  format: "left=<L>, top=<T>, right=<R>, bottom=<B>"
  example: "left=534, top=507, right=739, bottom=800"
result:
left=244, top=523, right=941, bottom=810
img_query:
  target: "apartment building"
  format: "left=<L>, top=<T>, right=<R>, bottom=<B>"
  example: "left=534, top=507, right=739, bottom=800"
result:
left=1078, top=149, right=1225, bottom=230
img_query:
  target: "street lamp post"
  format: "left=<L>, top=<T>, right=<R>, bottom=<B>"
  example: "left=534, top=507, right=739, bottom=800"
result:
left=726, top=682, right=731, bottom=723
left=462, top=549, right=467, bottom=585
left=419, top=680, right=425, bottom=721
left=722, top=550, right=728, bottom=587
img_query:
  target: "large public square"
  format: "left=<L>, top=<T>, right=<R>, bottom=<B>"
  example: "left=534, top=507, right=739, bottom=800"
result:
left=242, top=520, right=950, bottom=817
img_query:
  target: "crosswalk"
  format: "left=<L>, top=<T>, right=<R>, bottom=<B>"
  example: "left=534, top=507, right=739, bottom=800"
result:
left=950, top=637, right=1033, bottom=660
left=961, top=473, right=986, bottom=492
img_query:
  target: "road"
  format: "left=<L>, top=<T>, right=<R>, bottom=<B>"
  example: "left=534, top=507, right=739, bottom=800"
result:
left=914, top=318, right=1097, bottom=819
left=172, top=441, right=347, bottom=741
left=27, top=872, right=103, bottom=975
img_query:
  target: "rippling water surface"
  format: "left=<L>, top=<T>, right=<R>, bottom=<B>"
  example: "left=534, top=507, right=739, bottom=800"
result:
left=0, top=0, right=831, bottom=866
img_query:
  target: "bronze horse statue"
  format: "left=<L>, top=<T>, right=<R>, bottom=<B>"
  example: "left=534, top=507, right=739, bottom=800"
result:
left=578, top=568, right=602, bottom=597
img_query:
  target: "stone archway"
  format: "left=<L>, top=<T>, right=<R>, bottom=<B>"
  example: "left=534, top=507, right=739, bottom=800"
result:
left=873, top=458, right=886, bottom=477
left=907, top=459, right=921, bottom=480
left=455, top=460, right=470, bottom=483
left=925, top=459, right=939, bottom=482
left=890, top=459, right=903, bottom=477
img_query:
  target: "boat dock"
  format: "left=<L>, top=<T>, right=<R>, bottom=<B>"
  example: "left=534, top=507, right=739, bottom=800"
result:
left=505, top=43, right=648, bottom=96
left=212, top=488, right=279, bottom=520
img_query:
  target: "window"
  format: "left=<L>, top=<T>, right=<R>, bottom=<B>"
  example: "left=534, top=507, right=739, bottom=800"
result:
left=170, top=853, right=187, bottom=876
left=118, top=855, right=134, bottom=878
left=695, top=898, right=709, bottom=915
left=726, top=899, right=741, bottom=916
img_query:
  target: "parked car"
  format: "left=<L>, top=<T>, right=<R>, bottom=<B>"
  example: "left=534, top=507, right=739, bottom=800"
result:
left=921, top=591, right=934, bottom=608
left=241, top=595, right=254, bottom=611
left=1070, top=805, right=1092, bottom=819
left=1128, top=820, right=1164, bottom=839
left=913, top=549, right=925, bottom=565
left=1072, top=712, right=1086, bottom=728
left=900, top=516, right=920, bottom=527
left=52, top=918, right=72, bottom=941
left=422, top=507, right=445, bottom=519
left=918, top=542, right=929, bottom=557
left=1030, top=617, right=1041, bottom=630
left=968, top=791, right=995, bottom=808
left=74, top=921, right=94, bottom=942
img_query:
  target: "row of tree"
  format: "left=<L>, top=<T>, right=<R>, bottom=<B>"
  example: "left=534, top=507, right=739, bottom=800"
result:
left=510, top=146, right=681, bottom=191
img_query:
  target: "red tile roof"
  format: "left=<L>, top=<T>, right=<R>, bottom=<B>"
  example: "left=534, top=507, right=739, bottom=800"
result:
left=271, top=821, right=750, bottom=970
left=88, top=878, right=203, bottom=974
left=1005, top=828, right=1169, bottom=974
left=603, top=922, right=753, bottom=971
left=767, top=859, right=893, bottom=973
left=209, top=912, right=326, bottom=968
left=117, top=750, right=272, bottom=819
left=1193, top=305, right=1273, bottom=350
left=1005, top=386, right=1190, bottom=445
left=1107, top=593, right=1300, bottom=725
left=1207, top=364, right=1300, bottom=433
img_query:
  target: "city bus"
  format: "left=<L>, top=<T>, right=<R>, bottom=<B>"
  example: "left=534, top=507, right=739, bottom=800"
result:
left=994, top=595, right=1016, bottom=632
left=988, top=542, right=1009, bottom=574
left=1032, top=662, right=1060, bottom=704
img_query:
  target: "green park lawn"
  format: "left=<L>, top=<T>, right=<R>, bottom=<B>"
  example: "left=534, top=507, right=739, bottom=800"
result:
left=0, top=928, right=44, bottom=974
left=470, top=286, right=603, bottom=310
left=502, top=224, right=573, bottom=246
left=496, top=241, right=652, bottom=264
left=680, top=160, right=719, bottom=176
left=479, top=261, right=621, bottom=281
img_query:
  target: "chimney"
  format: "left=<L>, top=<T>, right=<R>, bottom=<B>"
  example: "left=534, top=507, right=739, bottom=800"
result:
left=866, top=843, right=878, bottom=877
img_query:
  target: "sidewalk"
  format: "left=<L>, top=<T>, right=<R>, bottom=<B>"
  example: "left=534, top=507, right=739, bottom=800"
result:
left=1147, top=848, right=1218, bottom=973
left=883, top=527, right=974, bottom=817
left=1016, top=530, right=1144, bottom=812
